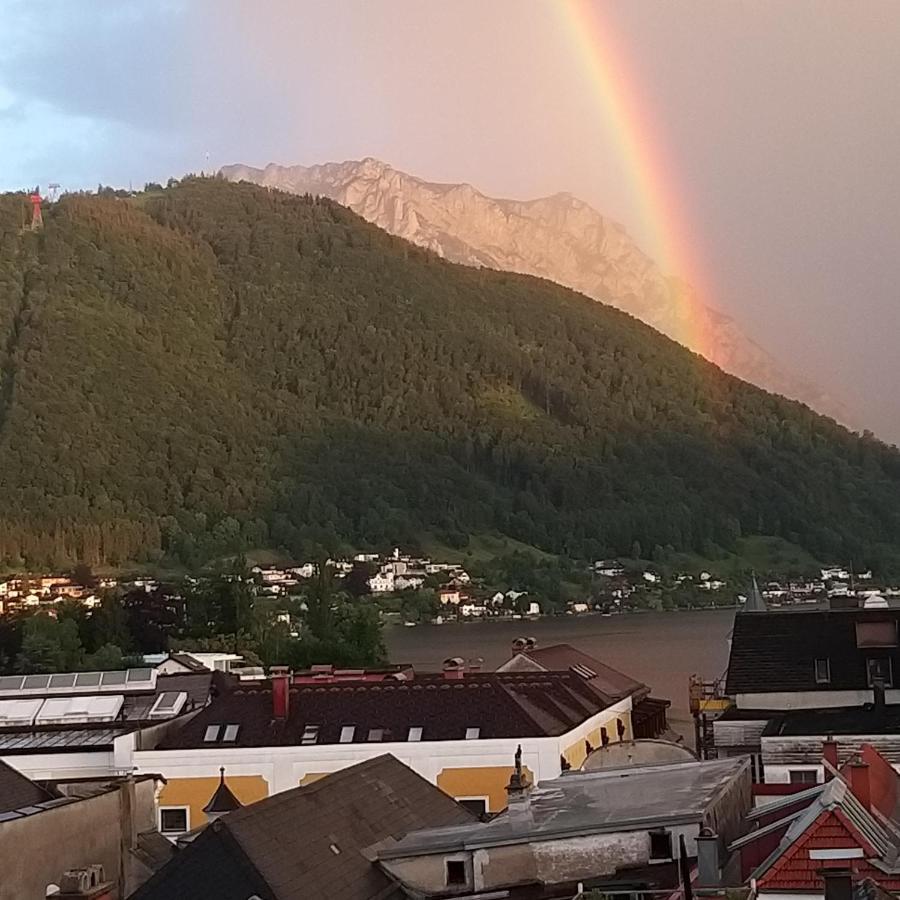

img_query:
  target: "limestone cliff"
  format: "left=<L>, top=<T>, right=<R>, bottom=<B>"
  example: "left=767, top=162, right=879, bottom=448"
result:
left=221, top=158, right=845, bottom=422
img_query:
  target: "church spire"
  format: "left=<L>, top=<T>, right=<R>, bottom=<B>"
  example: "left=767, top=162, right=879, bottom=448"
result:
left=744, top=572, right=766, bottom=612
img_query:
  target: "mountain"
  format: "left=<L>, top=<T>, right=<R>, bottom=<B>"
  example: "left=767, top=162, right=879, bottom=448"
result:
left=0, top=178, right=897, bottom=572
left=221, top=158, right=846, bottom=423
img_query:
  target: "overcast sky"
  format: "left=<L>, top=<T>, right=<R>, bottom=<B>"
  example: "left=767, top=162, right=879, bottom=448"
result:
left=3, top=1, right=899, bottom=440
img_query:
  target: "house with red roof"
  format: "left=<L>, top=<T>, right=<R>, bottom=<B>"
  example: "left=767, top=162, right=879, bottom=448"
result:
left=730, top=742, right=900, bottom=899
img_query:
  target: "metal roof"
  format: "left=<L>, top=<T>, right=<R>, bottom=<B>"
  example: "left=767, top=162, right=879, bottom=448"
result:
left=378, top=755, right=749, bottom=858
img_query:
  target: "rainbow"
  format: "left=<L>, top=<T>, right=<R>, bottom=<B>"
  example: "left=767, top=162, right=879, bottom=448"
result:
left=556, top=1, right=715, bottom=359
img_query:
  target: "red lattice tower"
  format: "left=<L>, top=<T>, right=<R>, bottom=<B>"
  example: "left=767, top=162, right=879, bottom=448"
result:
left=29, top=191, right=43, bottom=230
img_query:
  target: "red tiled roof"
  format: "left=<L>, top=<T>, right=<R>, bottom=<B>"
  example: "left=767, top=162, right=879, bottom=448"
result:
left=158, top=670, right=617, bottom=749
left=759, top=808, right=900, bottom=892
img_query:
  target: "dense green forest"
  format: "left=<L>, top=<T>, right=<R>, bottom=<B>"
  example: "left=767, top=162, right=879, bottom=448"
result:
left=1, top=177, right=899, bottom=571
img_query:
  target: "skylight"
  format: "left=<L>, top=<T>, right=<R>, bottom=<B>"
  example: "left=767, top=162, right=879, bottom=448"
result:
left=407, top=726, right=423, bottom=741
left=367, top=728, right=384, bottom=742
left=0, top=668, right=157, bottom=697
left=35, top=694, right=124, bottom=724
left=465, top=727, right=480, bottom=740
left=301, top=724, right=320, bottom=745
left=223, top=724, right=240, bottom=742
left=339, top=725, right=355, bottom=743
left=148, top=691, right=188, bottom=719
left=204, top=725, right=221, bottom=742
left=571, top=664, right=597, bottom=679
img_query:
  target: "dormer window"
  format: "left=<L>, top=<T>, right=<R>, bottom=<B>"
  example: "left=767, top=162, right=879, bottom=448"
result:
left=815, top=658, right=831, bottom=684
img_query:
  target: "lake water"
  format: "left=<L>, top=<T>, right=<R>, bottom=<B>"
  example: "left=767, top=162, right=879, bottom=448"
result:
left=384, top=608, right=736, bottom=739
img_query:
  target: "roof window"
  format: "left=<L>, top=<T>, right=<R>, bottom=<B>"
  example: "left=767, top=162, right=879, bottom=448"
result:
left=203, top=725, right=221, bottom=742
left=571, top=664, right=597, bottom=679
left=407, top=726, right=423, bottom=741
left=367, top=728, right=384, bottom=742
left=223, top=724, right=240, bottom=742
left=339, top=725, right=355, bottom=743
left=301, top=724, right=320, bottom=745
left=465, top=727, right=480, bottom=740
left=814, top=658, right=831, bottom=684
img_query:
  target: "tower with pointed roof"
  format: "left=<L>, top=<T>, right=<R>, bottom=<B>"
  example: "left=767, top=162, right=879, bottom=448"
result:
left=202, top=767, right=242, bottom=823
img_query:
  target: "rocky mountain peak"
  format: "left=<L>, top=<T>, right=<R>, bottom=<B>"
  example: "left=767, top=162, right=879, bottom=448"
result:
left=220, top=158, right=847, bottom=423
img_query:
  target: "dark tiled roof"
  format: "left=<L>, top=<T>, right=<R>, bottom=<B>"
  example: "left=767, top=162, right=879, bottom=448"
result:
left=508, top=643, right=647, bottom=701
left=0, top=758, right=54, bottom=813
left=762, top=703, right=900, bottom=737
left=159, top=671, right=613, bottom=749
left=130, top=754, right=474, bottom=900
left=726, top=608, right=900, bottom=695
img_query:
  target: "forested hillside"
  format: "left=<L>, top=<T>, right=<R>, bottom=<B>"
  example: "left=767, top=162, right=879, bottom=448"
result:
left=1, top=178, right=898, bottom=571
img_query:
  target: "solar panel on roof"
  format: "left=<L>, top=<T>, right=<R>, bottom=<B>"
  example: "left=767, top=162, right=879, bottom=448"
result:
left=127, top=668, right=153, bottom=682
left=0, top=676, right=24, bottom=692
left=0, top=698, right=42, bottom=725
left=101, top=671, right=126, bottom=686
left=74, top=672, right=101, bottom=687
left=35, top=694, right=124, bottom=724
left=22, top=675, right=50, bottom=690
left=48, top=674, right=77, bottom=689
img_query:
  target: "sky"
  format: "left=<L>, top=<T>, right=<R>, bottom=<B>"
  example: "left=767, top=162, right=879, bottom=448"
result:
left=2, top=0, right=900, bottom=440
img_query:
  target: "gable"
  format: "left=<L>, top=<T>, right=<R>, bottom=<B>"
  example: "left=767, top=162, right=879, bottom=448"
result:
left=758, top=809, right=880, bottom=892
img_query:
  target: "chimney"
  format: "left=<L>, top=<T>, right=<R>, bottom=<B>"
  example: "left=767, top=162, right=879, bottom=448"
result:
left=505, top=745, right=533, bottom=830
left=848, top=759, right=871, bottom=811
left=820, top=868, right=854, bottom=900
left=271, top=667, right=291, bottom=719
left=51, top=866, right=115, bottom=899
left=442, top=657, right=466, bottom=680
left=695, top=828, right=721, bottom=888
left=822, top=738, right=839, bottom=782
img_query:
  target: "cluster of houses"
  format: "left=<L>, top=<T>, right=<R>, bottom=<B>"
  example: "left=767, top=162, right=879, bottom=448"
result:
left=5, top=611, right=900, bottom=899
left=0, top=574, right=118, bottom=615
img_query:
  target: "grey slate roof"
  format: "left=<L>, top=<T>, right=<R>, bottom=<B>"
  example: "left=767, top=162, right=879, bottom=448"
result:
left=726, top=608, right=900, bottom=695
left=129, top=754, right=475, bottom=900
left=378, top=756, right=749, bottom=858
left=0, top=758, right=55, bottom=813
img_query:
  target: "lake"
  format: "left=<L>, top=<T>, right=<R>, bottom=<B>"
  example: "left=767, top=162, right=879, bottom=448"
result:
left=384, top=608, right=735, bottom=740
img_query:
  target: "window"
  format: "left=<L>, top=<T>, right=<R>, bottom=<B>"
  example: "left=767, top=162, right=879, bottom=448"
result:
left=301, top=724, right=320, bottom=745
left=867, top=657, right=893, bottom=687
left=367, top=728, right=384, bottom=742
left=407, top=726, right=423, bottom=741
left=339, top=725, right=355, bottom=743
left=458, top=798, right=487, bottom=817
left=856, top=621, right=898, bottom=648
left=649, top=830, right=673, bottom=860
left=815, top=658, right=831, bottom=684
left=600, top=726, right=609, bottom=746
left=465, top=727, right=480, bottom=740
left=159, top=807, right=188, bottom=835
left=203, top=725, right=221, bottom=742
left=789, top=769, right=818, bottom=785
left=445, top=860, right=466, bottom=886
left=616, top=717, right=626, bottom=738
left=223, top=724, right=240, bottom=742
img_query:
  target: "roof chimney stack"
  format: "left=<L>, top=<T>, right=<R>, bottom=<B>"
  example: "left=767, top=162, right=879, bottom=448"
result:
left=848, top=758, right=871, bottom=811
left=442, top=657, right=466, bottom=680
left=505, top=745, right=533, bottom=829
left=51, top=865, right=114, bottom=899
left=695, top=828, right=721, bottom=888
left=822, top=738, right=839, bottom=782
left=271, top=667, right=291, bottom=720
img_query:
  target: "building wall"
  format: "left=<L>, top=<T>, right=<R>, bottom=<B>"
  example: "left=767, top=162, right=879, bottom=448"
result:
left=436, top=765, right=534, bottom=813
left=132, top=697, right=633, bottom=824
left=0, top=749, right=115, bottom=780
left=734, top=690, right=879, bottom=710
left=762, top=733, right=900, bottom=782
left=0, top=778, right=157, bottom=900
left=157, top=774, right=270, bottom=832
left=383, top=826, right=699, bottom=896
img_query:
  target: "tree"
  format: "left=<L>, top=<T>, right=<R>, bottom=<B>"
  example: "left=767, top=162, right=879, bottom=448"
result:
left=16, top=614, right=84, bottom=674
left=344, top=561, right=372, bottom=597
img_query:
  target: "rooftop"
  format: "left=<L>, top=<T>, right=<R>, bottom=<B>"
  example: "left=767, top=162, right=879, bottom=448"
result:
left=762, top=703, right=900, bottom=737
left=158, top=669, right=619, bottom=749
left=726, top=608, right=900, bottom=695
left=0, top=671, right=213, bottom=754
left=130, top=754, right=474, bottom=900
left=497, top=642, right=647, bottom=702
left=378, top=756, right=749, bottom=858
